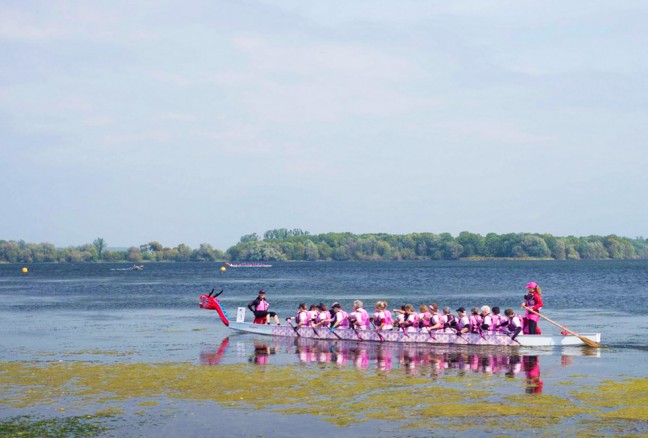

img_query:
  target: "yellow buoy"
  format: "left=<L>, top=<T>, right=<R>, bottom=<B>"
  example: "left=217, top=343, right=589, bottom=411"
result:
left=21, top=267, right=28, bottom=274
left=220, top=266, right=226, bottom=272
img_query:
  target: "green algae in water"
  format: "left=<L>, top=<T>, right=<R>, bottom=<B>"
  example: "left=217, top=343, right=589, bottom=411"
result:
left=2, top=361, right=648, bottom=435
left=0, top=415, right=107, bottom=438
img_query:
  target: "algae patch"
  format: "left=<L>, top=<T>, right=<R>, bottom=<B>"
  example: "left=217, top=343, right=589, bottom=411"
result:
left=0, top=415, right=108, bottom=438
left=1, top=361, right=647, bottom=435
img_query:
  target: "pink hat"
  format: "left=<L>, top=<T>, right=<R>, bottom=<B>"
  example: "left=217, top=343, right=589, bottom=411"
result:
left=526, top=281, right=538, bottom=289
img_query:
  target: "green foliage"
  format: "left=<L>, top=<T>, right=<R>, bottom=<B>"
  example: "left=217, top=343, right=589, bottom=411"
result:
left=1, top=231, right=647, bottom=263
left=92, top=238, right=106, bottom=260
left=223, top=229, right=648, bottom=262
left=0, top=415, right=107, bottom=438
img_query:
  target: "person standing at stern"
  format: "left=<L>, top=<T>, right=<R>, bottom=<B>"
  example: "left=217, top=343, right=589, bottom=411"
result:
left=521, top=282, right=543, bottom=334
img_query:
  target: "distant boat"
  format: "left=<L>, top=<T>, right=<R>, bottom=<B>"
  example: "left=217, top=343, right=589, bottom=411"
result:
left=225, top=262, right=272, bottom=268
left=110, top=264, right=144, bottom=271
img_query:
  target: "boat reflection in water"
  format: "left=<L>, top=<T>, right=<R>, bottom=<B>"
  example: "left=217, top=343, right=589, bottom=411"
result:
left=201, top=337, right=599, bottom=394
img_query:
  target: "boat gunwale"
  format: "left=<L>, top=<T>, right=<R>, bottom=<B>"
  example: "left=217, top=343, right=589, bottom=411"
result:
left=228, top=321, right=601, bottom=347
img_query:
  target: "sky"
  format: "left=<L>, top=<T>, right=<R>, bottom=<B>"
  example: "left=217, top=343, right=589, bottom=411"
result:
left=1, top=1, right=647, bottom=250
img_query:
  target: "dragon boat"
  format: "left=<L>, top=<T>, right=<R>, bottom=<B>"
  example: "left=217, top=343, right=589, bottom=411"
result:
left=198, top=294, right=601, bottom=348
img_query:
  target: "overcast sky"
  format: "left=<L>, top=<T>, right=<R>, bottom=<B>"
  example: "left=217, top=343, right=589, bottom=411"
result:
left=1, top=1, right=647, bottom=250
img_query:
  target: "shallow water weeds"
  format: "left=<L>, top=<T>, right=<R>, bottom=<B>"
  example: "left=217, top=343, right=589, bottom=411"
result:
left=1, top=360, right=647, bottom=435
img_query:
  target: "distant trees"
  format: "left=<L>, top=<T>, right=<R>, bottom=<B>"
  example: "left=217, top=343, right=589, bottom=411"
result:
left=224, top=229, right=648, bottom=262
left=0, top=239, right=227, bottom=263
left=92, top=238, right=106, bottom=260
left=1, top=231, right=647, bottom=263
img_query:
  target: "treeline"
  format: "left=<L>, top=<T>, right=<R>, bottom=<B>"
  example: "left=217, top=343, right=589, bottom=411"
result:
left=0, top=239, right=224, bottom=263
left=2, top=230, right=648, bottom=263
left=226, top=229, right=648, bottom=261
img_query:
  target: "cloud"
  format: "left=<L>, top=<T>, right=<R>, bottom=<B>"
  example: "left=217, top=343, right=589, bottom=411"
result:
left=1, top=1, right=648, bottom=247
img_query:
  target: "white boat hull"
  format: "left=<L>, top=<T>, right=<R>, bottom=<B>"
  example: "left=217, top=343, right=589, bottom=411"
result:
left=229, top=322, right=601, bottom=347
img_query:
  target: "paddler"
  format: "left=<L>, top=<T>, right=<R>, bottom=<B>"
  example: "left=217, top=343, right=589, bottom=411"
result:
left=479, top=305, right=492, bottom=331
left=313, top=303, right=331, bottom=328
left=403, top=304, right=419, bottom=332
left=372, top=301, right=393, bottom=330
left=455, top=307, right=470, bottom=334
left=349, top=300, right=370, bottom=330
left=504, top=308, right=523, bottom=341
left=330, top=302, right=350, bottom=329
left=427, top=304, right=443, bottom=332
left=295, top=303, right=309, bottom=327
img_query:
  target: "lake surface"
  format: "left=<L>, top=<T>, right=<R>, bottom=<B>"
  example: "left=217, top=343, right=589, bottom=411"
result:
left=1, top=261, right=647, bottom=436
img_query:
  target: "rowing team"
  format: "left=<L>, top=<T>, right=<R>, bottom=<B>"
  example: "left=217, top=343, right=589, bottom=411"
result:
left=288, top=300, right=527, bottom=341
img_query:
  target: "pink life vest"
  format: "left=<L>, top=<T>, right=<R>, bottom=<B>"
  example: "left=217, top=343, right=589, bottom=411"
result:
left=255, top=300, right=269, bottom=312
left=360, top=308, right=370, bottom=327
left=481, top=314, right=492, bottom=331
left=372, top=311, right=382, bottom=328
left=317, top=310, right=331, bottom=327
left=374, top=310, right=393, bottom=330
left=507, top=315, right=523, bottom=331
left=491, top=314, right=505, bottom=332
left=296, top=310, right=309, bottom=326
left=384, top=310, right=393, bottom=326
left=405, top=313, right=419, bottom=332
left=334, top=310, right=349, bottom=327
left=419, top=312, right=433, bottom=327
left=524, top=295, right=542, bottom=322
left=469, top=314, right=482, bottom=333
left=457, top=315, right=469, bottom=331
left=354, top=308, right=370, bottom=329
left=307, top=310, right=319, bottom=326
left=429, top=314, right=442, bottom=330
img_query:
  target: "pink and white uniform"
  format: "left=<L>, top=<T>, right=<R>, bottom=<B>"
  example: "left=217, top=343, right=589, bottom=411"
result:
left=351, top=308, right=370, bottom=330
left=296, top=310, right=309, bottom=326
left=405, top=313, right=420, bottom=333
left=419, top=311, right=433, bottom=328
left=317, top=310, right=331, bottom=327
left=307, top=309, right=319, bottom=326
left=332, top=309, right=349, bottom=328
left=373, top=310, right=393, bottom=330
left=491, top=314, right=507, bottom=332
left=457, top=315, right=470, bottom=332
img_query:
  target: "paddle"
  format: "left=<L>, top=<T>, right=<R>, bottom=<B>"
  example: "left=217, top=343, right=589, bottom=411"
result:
left=509, top=334, right=522, bottom=346
left=522, top=306, right=601, bottom=348
left=285, top=318, right=301, bottom=337
left=369, top=319, right=385, bottom=342
left=328, top=325, right=343, bottom=340
left=427, top=315, right=442, bottom=340
left=474, top=323, right=488, bottom=342
left=347, top=320, right=363, bottom=341
left=450, top=327, right=468, bottom=343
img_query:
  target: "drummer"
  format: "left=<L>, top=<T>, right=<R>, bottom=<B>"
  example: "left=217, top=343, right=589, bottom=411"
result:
left=247, top=289, right=280, bottom=325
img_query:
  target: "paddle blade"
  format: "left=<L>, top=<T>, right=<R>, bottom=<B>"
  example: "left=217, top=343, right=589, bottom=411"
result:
left=579, top=335, right=602, bottom=348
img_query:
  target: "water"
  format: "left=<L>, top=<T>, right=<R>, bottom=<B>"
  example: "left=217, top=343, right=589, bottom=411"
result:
left=1, top=261, right=647, bottom=436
